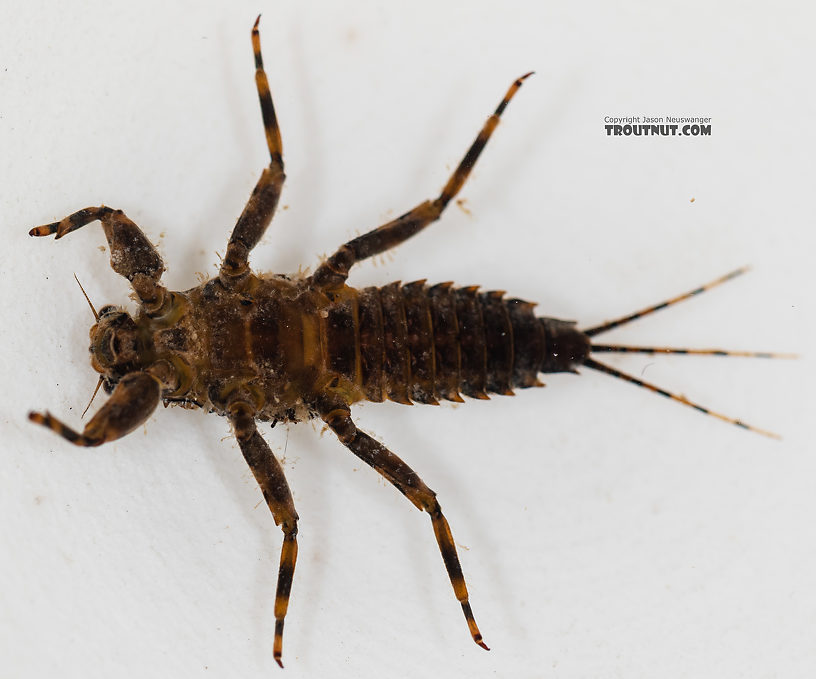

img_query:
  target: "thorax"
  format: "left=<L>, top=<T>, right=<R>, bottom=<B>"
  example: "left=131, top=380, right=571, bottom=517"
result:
left=137, top=273, right=334, bottom=422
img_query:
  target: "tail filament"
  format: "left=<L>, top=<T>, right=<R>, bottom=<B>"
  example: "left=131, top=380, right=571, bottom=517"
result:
left=580, top=268, right=792, bottom=438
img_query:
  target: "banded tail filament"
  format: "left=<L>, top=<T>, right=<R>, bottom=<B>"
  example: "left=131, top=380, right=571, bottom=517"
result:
left=580, top=267, right=793, bottom=439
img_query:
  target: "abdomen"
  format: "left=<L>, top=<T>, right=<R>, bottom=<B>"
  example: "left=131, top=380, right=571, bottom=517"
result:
left=323, top=281, right=548, bottom=405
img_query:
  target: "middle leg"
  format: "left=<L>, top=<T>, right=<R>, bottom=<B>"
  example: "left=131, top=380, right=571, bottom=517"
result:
left=317, top=396, right=489, bottom=650
left=220, top=17, right=286, bottom=286
left=311, top=72, right=533, bottom=292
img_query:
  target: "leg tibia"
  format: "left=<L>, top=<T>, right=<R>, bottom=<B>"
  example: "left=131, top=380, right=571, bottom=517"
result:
left=220, top=165, right=284, bottom=283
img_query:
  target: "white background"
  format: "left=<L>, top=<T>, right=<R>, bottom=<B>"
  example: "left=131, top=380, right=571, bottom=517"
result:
left=2, top=2, right=814, bottom=677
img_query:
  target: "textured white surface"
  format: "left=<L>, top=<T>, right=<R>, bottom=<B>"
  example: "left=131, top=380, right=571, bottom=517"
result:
left=2, top=2, right=814, bottom=677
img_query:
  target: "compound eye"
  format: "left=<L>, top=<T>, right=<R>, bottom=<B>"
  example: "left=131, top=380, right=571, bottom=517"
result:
left=97, top=328, right=115, bottom=364
left=98, top=305, right=118, bottom=318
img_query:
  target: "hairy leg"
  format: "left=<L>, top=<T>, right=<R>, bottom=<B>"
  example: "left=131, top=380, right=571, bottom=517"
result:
left=30, top=207, right=166, bottom=313
left=220, top=16, right=286, bottom=286
left=317, top=397, right=488, bottom=650
left=230, top=402, right=299, bottom=668
left=311, top=73, right=532, bottom=291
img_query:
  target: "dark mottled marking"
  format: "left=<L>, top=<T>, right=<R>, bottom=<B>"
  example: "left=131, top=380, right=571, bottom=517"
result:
left=428, top=282, right=462, bottom=402
left=325, top=298, right=357, bottom=378
left=250, top=297, right=282, bottom=372
left=368, top=283, right=554, bottom=405
left=507, top=299, right=544, bottom=388
left=480, top=291, right=513, bottom=395
left=210, top=303, right=248, bottom=370
left=401, top=280, right=438, bottom=404
left=454, top=286, right=488, bottom=398
left=357, top=287, right=385, bottom=402
left=379, top=282, right=411, bottom=404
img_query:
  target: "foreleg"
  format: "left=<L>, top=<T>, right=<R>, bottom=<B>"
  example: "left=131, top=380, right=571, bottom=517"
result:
left=29, top=372, right=162, bottom=446
left=29, top=207, right=166, bottom=313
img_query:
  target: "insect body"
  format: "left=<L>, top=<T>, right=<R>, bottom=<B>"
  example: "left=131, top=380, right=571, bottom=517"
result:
left=28, top=18, right=783, bottom=667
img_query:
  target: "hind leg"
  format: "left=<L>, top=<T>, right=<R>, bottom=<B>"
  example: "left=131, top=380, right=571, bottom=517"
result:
left=230, top=402, right=299, bottom=668
left=317, top=396, right=488, bottom=650
left=311, top=72, right=533, bottom=292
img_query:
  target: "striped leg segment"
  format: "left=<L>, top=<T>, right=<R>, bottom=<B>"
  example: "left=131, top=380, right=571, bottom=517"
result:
left=318, top=399, right=488, bottom=651
left=29, top=207, right=166, bottom=311
left=230, top=403, right=298, bottom=668
left=29, top=372, right=161, bottom=446
left=311, top=72, right=534, bottom=292
left=221, top=16, right=286, bottom=286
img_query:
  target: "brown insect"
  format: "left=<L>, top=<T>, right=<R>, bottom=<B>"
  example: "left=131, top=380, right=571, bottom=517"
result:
left=28, top=17, right=787, bottom=668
